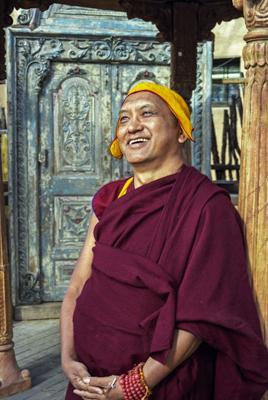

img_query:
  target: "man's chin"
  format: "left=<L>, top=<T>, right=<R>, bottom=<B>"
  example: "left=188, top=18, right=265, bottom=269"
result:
left=125, top=155, right=149, bottom=165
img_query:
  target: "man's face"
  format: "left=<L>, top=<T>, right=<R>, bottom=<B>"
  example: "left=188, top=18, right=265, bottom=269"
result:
left=117, top=91, right=186, bottom=166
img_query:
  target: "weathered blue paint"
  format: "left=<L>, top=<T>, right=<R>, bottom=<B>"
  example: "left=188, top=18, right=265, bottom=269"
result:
left=191, top=41, right=213, bottom=178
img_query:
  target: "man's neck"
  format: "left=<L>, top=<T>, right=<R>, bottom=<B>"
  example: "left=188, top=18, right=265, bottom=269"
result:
left=132, top=159, right=184, bottom=189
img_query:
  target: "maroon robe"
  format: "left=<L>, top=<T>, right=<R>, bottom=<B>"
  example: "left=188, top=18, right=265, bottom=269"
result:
left=66, top=166, right=268, bottom=399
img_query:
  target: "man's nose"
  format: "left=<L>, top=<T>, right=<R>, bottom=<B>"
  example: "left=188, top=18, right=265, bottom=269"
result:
left=128, top=115, right=143, bottom=133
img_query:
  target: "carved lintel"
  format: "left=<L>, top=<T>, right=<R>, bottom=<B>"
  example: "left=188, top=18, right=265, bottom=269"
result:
left=198, top=2, right=242, bottom=41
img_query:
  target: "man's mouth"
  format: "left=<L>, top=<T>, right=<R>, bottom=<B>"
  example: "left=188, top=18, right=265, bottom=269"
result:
left=128, top=138, right=150, bottom=146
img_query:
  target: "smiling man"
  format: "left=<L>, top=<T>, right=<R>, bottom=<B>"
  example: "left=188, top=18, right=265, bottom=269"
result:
left=61, top=82, right=268, bottom=400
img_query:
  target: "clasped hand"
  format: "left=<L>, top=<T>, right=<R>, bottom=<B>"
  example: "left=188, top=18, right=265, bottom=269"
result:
left=73, top=375, right=124, bottom=400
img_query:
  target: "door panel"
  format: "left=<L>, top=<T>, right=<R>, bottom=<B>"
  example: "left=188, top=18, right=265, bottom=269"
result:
left=40, top=63, right=112, bottom=300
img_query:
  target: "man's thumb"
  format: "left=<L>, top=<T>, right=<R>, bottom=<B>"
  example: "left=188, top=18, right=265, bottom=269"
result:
left=82, top=376, right=91, bottom=384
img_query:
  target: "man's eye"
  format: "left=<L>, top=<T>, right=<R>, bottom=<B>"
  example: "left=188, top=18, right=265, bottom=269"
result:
left=143, top=111, right=153, bottom=116
left=119, top=116, right=129, bottom=123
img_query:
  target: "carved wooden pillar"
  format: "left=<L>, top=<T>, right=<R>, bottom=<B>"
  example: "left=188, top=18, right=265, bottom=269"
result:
left=0, top=5, right=31, bottom=389
left=233, top=0, right=268, bottom=357
left=0, top=2, right=30, bottom=397
left=0, top=152, right=31, bottom=396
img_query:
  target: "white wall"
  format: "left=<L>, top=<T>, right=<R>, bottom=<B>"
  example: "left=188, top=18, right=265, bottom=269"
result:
left=213, top=18, right=247, bottom=60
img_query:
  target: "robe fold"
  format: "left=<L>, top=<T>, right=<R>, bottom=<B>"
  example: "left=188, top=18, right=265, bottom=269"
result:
left=66, top=166, right=268, bottom=400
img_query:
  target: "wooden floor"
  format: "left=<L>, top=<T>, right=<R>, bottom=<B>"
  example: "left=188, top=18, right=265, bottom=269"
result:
left=4, top=320, right=67, bottom=400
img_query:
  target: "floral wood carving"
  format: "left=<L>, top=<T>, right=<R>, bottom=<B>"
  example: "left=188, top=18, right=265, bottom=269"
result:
left=18, top=38, right=64, bottom=90
left=61, top=80, right=92, bottom=169
left=62, top=204, right=91, bottom=239
left=244, top=0, right=268, bottom=29
left=68, top=39, right=170, bottom=64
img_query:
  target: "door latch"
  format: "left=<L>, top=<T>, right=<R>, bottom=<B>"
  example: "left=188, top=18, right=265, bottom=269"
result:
left=38, top=149, right=49, bottom=167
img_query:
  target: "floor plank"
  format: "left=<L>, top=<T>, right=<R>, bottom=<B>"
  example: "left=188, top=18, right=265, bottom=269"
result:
left=3, top=320, right=67, bottom=400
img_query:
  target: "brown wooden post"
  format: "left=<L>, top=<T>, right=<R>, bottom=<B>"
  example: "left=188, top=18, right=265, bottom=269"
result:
left=171, top=3, right=199, bottom=103
left=170, top=3, right=199, bottom=165
left=232, top=1, right=268, bottom=391
left=0, top=123, right=31, bottom=397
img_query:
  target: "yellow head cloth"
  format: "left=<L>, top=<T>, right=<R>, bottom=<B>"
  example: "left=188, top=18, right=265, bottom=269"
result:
left=109, top=81, right=194, bottom=159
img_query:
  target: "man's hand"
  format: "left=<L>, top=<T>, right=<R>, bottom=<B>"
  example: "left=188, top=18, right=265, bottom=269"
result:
left=73, top=375, right=124, bottom=400
left=62, top=358, right=91, bottom=390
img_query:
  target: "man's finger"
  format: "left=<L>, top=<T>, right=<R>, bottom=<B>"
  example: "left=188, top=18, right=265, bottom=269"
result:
left=74, top=377, right=92, bottom=391
left=85, top=376, right=109, bottom=388
left=73, top=388, right=104, bottom=399
left=75, top=385, right=104, bottom=395
left=83, top=376, right=91, bottom=384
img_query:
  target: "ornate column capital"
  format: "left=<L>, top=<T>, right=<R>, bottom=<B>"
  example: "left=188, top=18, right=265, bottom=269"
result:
left=243, top=0, right=268, bottom=42
left=233, top=0, right=268, bottom=32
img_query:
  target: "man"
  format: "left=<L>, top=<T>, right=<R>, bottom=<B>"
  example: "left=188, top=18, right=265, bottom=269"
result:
left=61, top=82, right=268, bottom=400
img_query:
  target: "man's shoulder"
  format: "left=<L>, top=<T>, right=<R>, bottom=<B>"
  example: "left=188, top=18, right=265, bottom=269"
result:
left=184, top=166, right=230, bottom=203
left=97, top=178, right=128, bottom=196
left=92, top=178, right=129, bottom=219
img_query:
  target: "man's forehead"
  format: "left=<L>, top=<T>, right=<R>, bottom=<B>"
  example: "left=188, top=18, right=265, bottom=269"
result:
left=120, top=91, right=164, bottom=110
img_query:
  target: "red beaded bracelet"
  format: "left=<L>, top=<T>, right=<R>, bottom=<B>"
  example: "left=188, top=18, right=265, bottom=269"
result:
left=119, top=363, right=152, bottom=400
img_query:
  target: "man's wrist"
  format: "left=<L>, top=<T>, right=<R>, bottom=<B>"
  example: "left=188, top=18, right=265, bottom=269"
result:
left=143, top=358, right=171, bottom=389
left=61, top=351, right=77, bottom=366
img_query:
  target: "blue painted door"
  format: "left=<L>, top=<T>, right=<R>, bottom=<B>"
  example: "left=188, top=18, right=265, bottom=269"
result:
left=7, top=7, right=171, bottom=304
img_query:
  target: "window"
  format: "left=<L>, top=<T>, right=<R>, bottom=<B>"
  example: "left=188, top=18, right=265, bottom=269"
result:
left=211, top=58, right=244, bottom=194
left=212, top=58, right=243, bottom=106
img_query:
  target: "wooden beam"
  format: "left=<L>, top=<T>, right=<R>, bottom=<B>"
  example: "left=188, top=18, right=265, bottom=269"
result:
left=13, top=0, right=123, bottom=12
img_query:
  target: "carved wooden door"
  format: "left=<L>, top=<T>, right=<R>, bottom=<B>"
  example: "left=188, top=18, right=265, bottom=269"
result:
left=7, top=18, right=171, bottom=305
left=40, top=63, right=112, bottom=301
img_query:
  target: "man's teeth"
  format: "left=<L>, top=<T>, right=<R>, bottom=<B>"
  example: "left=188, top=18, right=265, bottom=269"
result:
left=129, top=138, right=149, bottom=145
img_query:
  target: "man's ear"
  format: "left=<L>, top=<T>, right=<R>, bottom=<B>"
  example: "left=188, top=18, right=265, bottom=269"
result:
left=178, top=132, right=187, bottom=144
